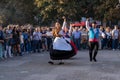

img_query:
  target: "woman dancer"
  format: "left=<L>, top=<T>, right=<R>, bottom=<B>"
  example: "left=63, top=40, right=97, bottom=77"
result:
left=48, top=17, right=76, bottom=65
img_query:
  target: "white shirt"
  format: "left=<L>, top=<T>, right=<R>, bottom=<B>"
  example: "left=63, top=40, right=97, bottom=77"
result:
left=106, top=32, right=111, bottom=39
left=20, top=35, right=24, bottom=44
left=112, top=29, right=119, bottom=39
left=46, top=31, right=53, bottom=36
left=72, top=30, right=81, bottom=39
left=86, top=20, right=90, bottom=30
left=33, top=32, right=42, bottom=40
left=53, top=37, right=72, bottom=51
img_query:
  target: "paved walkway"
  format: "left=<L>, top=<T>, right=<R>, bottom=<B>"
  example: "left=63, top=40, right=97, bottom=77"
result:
left=0, top=50, right=120, bottom=80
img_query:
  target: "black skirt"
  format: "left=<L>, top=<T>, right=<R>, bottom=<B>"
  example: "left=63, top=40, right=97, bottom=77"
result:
left=50, top=47, right=76, bottom=60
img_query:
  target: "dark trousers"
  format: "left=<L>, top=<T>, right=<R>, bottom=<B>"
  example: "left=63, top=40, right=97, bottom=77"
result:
left=89, top=42, right=99, bottom=61
left=112, top=39, right=119, bottom=49
left=73, top=38, right=81, bottom=50
left=106, top=39, right=112, bottom=49
left=101, top=38, right=107, bottom=49
left=33, top=40, right=41, bottom=52
left=24, top=39, right=29, bottom=52
left=47, top=38, right=52, bottom=50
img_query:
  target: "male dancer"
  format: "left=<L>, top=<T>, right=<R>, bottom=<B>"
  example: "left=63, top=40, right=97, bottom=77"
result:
left=86, top=18, right=100, bottom=62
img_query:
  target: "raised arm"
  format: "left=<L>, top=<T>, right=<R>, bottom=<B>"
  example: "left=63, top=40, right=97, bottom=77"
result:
left=111, top=29, right=114, bottom=39
left=69, top=23, right=72, bottom=33
left=68, top=23, right=73, bottom=36
left=86, top=19, right=90, bottom=31
left=62, top=16, right=67, bottom=30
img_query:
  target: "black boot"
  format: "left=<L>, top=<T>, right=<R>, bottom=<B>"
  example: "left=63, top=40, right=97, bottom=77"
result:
left=93, top=58, right=97, bottom=62
left=48, top=61, right=54, bottom=65
left=58, top=62, right=64, bottom=65
left=89, top=53, right=92, bottom=62
left=58, top=60, right=64, bottom=65
left=93, top=52, right=98, bottom=62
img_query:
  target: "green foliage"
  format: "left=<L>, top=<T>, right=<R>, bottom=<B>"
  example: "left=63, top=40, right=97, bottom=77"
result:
left=0, top=0, right=120, bottom=26
left=0, top=0, right=35, bottom=25
left=94, top=0, right=119, bottom=21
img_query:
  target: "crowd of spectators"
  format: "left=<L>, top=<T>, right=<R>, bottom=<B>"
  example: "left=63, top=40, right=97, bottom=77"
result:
left=0, top=21, right=120, bottom=60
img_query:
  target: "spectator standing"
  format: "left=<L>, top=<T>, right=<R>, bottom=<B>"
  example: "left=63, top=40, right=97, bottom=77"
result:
left=12, top=27, right=22, bottom=56
left=4, top=28, right=13, bottom=58
left=81, top=28, right=88, bottom=49
left=23, top=29, right=29, bottom=53
left=100, top=27, right=107, bottom=49
left=105, top=27, right=112, bottom=49
left=72, top=27, right=81, bottom=50
left=20, top=31, right=24, bottom=55
left=118, top=28, right=120, bottom=50
left=46, top=27, right=53, bottom=51
left=112, top=25, right=119, bottom=50
left=37, top=27, right=42, bottom=52
left=0, top=25, right=4, bottom=59
left=27, top=29, right=33, bottom=53
left=41, top=27, right=47, bottom=51
left=33, top=27, right=42, bottom=53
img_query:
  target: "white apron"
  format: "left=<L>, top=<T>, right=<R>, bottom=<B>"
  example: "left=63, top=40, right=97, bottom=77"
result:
left=53, top=37, right=72, bottom=51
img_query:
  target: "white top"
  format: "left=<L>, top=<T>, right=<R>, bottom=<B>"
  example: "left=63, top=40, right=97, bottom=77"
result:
left=101, top=32, right=106, bottom=38
left=20, top=35, right=24, bottom=44
left=86, top=20, right=90, bottom=30
left=33, top=32, right=42, bottom=40
left=112, top=29, right=119, bottom=39
left=106, top=32, right=111, bottom=39
left=46, top=31, right=53, bottom=36
left=62, top=21, right=67, bottom=30
left=72, top=30, right=81, bottom=39
left=53, top=37, right=72, bottom=51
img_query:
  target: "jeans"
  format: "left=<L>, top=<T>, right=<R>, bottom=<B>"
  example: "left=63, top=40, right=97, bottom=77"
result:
left=101, top=38, right=107, bottom=49
left=4, top=46, right=12, bottom=58
left=33, top=40, right=41, bottom=52
left=20, top=43, right=24, bottom=53
left=28, top=42, right=32, bottom=52
left=112, top=39, right=119, bottom=49
left=73, top=38, right=81, bottom=50
left=24, top=39, right=29, bottom=52
left=47, top=38, right=52, bottom=50
left=106, top=39, right=112, bottom=49
left=0, top=43, right=3, bottom=58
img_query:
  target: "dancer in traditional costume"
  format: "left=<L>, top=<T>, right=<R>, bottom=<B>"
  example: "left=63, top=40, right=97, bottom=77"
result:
left=48, top=17, right=77, bottom=65
left=86, top=18, right=100, bottom=62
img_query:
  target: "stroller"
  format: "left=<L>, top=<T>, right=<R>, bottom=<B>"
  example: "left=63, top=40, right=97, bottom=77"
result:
left=49, top=37, right=77, bottom=60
